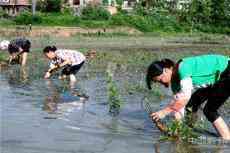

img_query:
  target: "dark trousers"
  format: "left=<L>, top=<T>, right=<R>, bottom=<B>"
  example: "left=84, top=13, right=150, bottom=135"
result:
left=61, top=61, right=84, bottom=76
left=186, top=61, right=230, bottom=123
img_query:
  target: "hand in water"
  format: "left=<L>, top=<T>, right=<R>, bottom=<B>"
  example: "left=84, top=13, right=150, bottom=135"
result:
left=44, top=72, right=51, bottom=79
left=151, top=110, right=167, bottom=121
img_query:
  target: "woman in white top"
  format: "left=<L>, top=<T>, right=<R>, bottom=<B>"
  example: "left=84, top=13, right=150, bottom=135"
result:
left=43, top=46, right=85, bottom=82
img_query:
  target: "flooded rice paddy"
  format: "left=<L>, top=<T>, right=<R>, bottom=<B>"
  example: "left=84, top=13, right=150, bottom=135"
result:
left=0, top=35, right=230, bottom=153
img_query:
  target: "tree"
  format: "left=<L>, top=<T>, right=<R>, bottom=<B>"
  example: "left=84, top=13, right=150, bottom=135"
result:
left=188, top=0, right=212, bottom=24
left=36, top=0, right=62, bottom=12
left=210, top=0, right=229, bottom=26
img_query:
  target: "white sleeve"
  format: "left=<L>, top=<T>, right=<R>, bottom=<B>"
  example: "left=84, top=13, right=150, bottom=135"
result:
left=49, top=62, right=56, bottom=69
left=174, top=77, right=193, bottom=101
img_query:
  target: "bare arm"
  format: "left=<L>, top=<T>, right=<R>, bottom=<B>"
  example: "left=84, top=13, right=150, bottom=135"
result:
left=151, top=77, right=193, bottom=121
left=8, top=55, right=13, bottom=64
left=21, top=52, right=28, bottom=66
left=151, top=98, right=189, bottom=121
left=44, top=59, right=71, bottom=79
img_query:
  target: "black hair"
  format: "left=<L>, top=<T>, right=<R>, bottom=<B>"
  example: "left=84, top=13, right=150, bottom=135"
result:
left=8, top=44, right=19, bottom=54
left=146, top=58, right=175, bottom=90
left=21, top=39, right=31, bottom=52
left=43, top=46, right=57, bottom=54
left=8, top=38, right=31, bottom=54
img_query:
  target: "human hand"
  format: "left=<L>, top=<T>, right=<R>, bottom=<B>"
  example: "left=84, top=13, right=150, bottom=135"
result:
left=44, top=72, right=51, bottom=79
left=150, top=110, right=167, bottom=122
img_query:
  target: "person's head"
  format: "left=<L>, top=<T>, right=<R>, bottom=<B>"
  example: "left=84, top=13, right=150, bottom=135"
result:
left=43, top=46, right=57, bottom=60
left=8, top=44, right=20, bottom=57
left=146, top=59, right=175, bottom=89
left=0, top=40, right=10, bottom=50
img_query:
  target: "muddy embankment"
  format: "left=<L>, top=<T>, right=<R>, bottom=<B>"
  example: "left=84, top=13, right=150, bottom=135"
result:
left=0, top=26, right=141, bottom=38
left=1, top=26, right=230, bottom=53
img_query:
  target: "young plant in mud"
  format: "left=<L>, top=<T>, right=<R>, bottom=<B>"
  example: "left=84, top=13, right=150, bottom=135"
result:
left=106, top=71, right=123, bottom=116
left=160, top=120, right=199, bottom=141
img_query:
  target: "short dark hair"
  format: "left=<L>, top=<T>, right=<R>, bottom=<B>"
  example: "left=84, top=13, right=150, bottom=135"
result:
left=43, top=46, right=57, bottom=54
left=21, top=39, right=31, bottom=52
left=8, top=44, right=19, bottom=54
left=8, top=38, right=31, bottom=54
left=146, top=58, right=175, bottom=90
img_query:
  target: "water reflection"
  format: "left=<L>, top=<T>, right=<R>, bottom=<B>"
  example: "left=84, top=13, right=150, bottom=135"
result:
left=7, top=66, right=30, bottom=87
left=1, top=50, right=230, bottom=153
left=43, top=80, right=60, bottom=113
left=154, top=141, right=228, bottom=153
left=43, top=79, right=88, bottom=115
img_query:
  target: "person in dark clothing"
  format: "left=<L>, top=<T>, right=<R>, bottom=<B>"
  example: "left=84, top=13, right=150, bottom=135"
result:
left=0, top=38, right=31, bottom=66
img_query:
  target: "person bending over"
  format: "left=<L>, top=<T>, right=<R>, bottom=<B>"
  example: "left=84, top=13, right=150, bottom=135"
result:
left=0, top=38, right=31, bottom=66
left=43, top=46, right=85, bottom=83
left=146, top=54, right=230, bottom=140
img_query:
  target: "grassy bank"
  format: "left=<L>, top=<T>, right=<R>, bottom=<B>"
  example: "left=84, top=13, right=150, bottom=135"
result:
left=1, top=11, right=230, bottom=35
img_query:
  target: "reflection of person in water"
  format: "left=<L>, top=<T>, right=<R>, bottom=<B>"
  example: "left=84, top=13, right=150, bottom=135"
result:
left=154, top=141, right=225, bottom=153
left=43, top=80, right=87, bottom=114
left=146, top=54, right=230, bottom=140
left=43, top=46, right=86, bottom=83
left=0, top=38, right=31, bottom=66
left=7, top=67, right=29, bottom=86
left=43, top=80, right=60, bottom=113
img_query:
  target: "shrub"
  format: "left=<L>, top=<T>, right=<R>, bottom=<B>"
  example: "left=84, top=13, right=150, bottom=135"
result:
left=36, top=0, right=47, bottom=12
left=37, top=0, right=62, bottom=12
left=41, top=13, right=80, bottom=26
left=188, top=0, right=212, bottom=24
left=80, top=20, right=109, bottom=28
left=110, top=13, right=128, bottom=25
left=81, top=5, right=111, bottom=20
left=15, top=10, right=42, bottom=25
left=32, top=13, right=43, bottom=24
left=102, top=0, right=109, bottom=5
left=15, top=10, right=33, bottom=24
left=132, top=8, right=183, bottom=32
left=127, top=15, right=153, bottom=32
left=61, top=6, right=74, bottom=15
left=0, top=8, right=9, bottom=18
left=116, top=0, right=123, bottom=6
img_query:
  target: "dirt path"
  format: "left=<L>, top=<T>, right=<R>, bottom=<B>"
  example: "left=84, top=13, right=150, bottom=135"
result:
left=0, top=26, right=141, bottom=37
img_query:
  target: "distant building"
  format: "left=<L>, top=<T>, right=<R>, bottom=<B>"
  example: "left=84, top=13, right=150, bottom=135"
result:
left=64, top=0, right=101, bottom=16
left=64, top=0, right=101, bottom=7
left=0, top=0, right=31, bottom=16
left=121, top=0, right=191, bottom=11
left=122, top=0, right=138, bottom=11
left=168, top=0, right=191, bottom=10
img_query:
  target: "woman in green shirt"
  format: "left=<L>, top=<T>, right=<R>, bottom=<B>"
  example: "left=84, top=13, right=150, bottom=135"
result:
left=146, top=54, right=230, bottom=140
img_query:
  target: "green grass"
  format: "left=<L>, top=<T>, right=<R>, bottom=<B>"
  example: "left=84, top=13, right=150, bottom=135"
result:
left=0, top=18, right=15, bottom=26
left=0, top=51, right=8, bottom=61
left=0, top=11, right=229, bottom=34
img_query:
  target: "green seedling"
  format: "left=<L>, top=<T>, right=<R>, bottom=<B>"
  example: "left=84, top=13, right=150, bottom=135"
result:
left=106, top=70, right=123, bottom=116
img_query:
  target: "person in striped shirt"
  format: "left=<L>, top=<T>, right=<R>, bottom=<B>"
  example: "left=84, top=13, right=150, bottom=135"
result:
left=146, top=54, right=230, bottom=140
left=43, top=46, right=85, bottom=83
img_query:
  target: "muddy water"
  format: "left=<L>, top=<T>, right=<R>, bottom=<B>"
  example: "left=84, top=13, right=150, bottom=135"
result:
left=1, top=48, right=230, bottom=152
left=0, top=64, right=157, bottom=153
